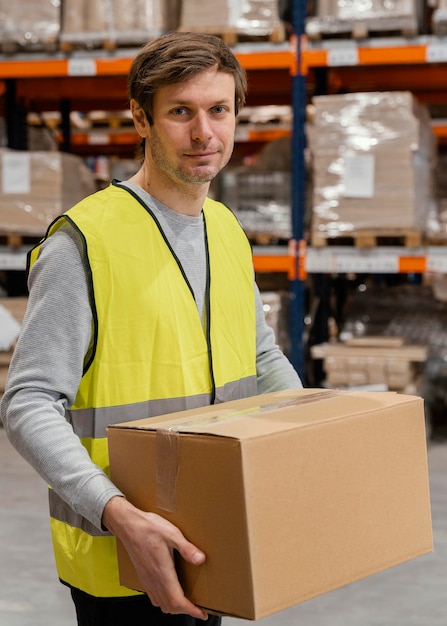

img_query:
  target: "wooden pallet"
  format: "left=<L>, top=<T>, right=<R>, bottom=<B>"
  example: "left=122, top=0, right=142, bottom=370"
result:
left=177, top=23, right=286, bottom=45
left=0, top=233, right=42, bottom=248
left=59, top=37, right=117, bottom=52
left=246, top=231, right=290, bottom=246
left=310, top=228, right=423, bottom=249
left=425, top=235, right=447, bottom=246
left=59, top=28, right=167, bottom=52
left=0, top=39, right=58, bottom=54
left=306, top=15, right=419, bottom=41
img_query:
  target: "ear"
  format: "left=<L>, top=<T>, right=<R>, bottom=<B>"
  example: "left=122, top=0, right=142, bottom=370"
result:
left=131, top=99, right=150, bottom=137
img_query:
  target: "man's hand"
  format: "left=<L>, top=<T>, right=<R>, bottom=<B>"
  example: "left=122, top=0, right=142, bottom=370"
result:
left=102, top=495, right=208, bottom=620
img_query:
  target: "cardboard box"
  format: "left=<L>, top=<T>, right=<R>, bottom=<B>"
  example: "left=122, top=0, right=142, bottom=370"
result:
left=307, top=92, right=436, bottom=240
left=0, top=150, right=96, bottom=236
left=107, top=388, right=433, bottom=620
left=311, top=341, right=427, bottom=392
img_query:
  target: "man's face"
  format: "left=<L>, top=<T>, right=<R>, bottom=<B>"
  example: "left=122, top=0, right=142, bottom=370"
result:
left=147, top=68, right=237, bottom=187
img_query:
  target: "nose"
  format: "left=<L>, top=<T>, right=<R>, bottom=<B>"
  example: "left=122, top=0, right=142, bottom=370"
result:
left=191, top=111, right=213, bottom=142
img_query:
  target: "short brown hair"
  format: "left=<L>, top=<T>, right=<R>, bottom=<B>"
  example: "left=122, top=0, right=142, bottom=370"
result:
left=128, top=31, right=247, bottom=124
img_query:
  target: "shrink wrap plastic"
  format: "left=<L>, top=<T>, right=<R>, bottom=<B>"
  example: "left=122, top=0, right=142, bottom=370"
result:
left=61, top=0, right=179, bottom=47
left=432, top=0, right=447, bottom=35
left=180, top=0, right=281, bottom=36
left=0, top=0, right=60, bottom=49
left=313, top=0, right=417, bottom=20
left=307, top=91, right=437, bottom=239
left=306, top=0, right=421, bottom=38
left=0, top=150, right=96, bottom=237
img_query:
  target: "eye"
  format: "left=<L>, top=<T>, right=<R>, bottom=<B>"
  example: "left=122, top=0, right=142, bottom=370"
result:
left=171, top=107, right=189, bottom=116
left=212, top=105, right=228, bottom=115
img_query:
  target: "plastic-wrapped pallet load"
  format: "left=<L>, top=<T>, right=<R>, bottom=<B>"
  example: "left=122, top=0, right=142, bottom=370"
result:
left=0, top=297, right=28, bottom=404
left=432, top=0, right=447, bottom=36
left=60, top=0, right=179, bottom=49
left=306, top=91, right=437, bottom=245
left=260, top=291, right=291, bottom=356
left=0, top=150, right=96, bottom=237
left=179, top=0, right=284, bottom=41
left=311, top=337, right=428, bottom=392
left=215, top=118, right=299, bottom=242
left=0, top=0, right=60, bottom=51
left=218, top=166, right=292, bottom=241
left=306, top=0, right=422, bottom=40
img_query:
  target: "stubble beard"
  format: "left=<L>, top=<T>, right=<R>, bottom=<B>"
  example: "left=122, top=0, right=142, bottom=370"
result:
left=149, top=129, right=232, bottom=185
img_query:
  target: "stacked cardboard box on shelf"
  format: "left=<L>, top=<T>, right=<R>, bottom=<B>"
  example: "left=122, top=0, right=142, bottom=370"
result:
left=311, top=336, right=428, bottom=391
left=432, top=0, right=447, bottom=35
left=60, top=0, right=180, bottom=48
left=218, top=167, right=291, bottom=241
left=0, top=297, right=28, bottom=404
left=306, top=0, right=422, bottom=39
left=219, top=105, right=292, bottom=237
left=0, top=0, right=60, bottom=51
left=179, top=0, right=283, bottom=39
left=0, top=149, right=96, bottom=237
left=306, top=91, right=437, bottom=244
left=260, top=290, right=291, bottom=356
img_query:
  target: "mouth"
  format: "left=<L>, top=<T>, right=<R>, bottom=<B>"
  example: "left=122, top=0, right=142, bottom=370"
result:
left=185, top=154, right=214, bottom=160
left=184, top=149, right=218, bottom=158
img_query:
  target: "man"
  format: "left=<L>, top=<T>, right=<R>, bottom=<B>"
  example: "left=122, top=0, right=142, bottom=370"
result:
left=1, top=31, right=302, bottom=626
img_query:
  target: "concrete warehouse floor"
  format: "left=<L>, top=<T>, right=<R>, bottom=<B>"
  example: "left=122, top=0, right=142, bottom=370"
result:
left=0, top=427, right=446, bottom=626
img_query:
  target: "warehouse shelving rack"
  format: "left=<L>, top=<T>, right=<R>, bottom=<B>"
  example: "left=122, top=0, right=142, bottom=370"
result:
left=3, top=3, right=447, bottom=374
left=300, top=21, right=447, bottom=383
left=0, top=5, right=308, bottom=374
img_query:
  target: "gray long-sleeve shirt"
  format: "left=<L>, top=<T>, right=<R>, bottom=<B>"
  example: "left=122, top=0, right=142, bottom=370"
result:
left=1, top=183, right=302, bottom=530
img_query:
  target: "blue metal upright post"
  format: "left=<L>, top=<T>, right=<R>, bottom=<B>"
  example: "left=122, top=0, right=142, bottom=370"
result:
left=289, top=0, right=307, bottom=380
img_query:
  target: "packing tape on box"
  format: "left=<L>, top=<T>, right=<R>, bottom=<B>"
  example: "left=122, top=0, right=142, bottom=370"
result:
left=156, top=426, right=180, bottom=512
left=155, top=389, right=344, bottom=512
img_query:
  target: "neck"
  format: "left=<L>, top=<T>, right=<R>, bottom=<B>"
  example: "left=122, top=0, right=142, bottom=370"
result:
left=129, top=167, right=209, bottom=217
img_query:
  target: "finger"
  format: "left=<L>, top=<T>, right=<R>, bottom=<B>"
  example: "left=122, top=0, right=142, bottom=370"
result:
left=149, top=514, right=206, bottom=567
left=147, top=577, right=208, bottom=620
left=175, top=537, right=206, bottom=566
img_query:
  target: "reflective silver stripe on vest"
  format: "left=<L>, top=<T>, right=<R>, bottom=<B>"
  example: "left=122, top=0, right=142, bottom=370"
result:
left=215, top=377, right=257, bottom=404
left=52, top=377, right=257, bottom=534
left=49, top=489, right=111, bottom=537
left=67, top=376, right=257, bottom=439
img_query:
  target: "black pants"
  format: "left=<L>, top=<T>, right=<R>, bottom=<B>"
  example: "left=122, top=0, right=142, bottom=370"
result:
left=70, top=587, right=222, bottom=626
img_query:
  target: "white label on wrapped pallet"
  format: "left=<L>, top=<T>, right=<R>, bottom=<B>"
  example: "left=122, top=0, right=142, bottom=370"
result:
left=2, top=153, right=30, bottom=194
left=306, top=248, right=401, bottom=274
left=0, top=250, right=27, bottom=271
left=335, top=250, right=398, bottom=274
left=342, top=153, right=375, bottom=198
left=234, top=126, right=250, bottom=142
left=305, top=248, right=336, bottom=273
left=327, top=45, right=359, bottom=67
left=426, top=248, right=447, bottom=273
left=68, top=58, right=97, bottom=76
left=88, top=132, right=110, bottom=145
left=426, top=42, right=447, bottom=63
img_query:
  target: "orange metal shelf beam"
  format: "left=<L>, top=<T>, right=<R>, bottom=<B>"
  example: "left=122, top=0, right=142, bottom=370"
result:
left=0, top=58, right=69, bottom=78
left=235, top=47, right=296, bottom=72
left=253, top=253, right=293, bottom=274
left=253, top=251, right=427, bottom=275
left=67, top=132, right=138, bottom=146
left=432, top=124, right=447, bottom=143
left=302, top=39, right=433, bottom=73
left=398, top=255, right=427, bottom=274
left=0, top=45, right=297, bottom=80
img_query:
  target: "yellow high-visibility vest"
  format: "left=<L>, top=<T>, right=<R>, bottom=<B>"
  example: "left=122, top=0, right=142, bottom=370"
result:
left=28, top=182, right=257, bottom=597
